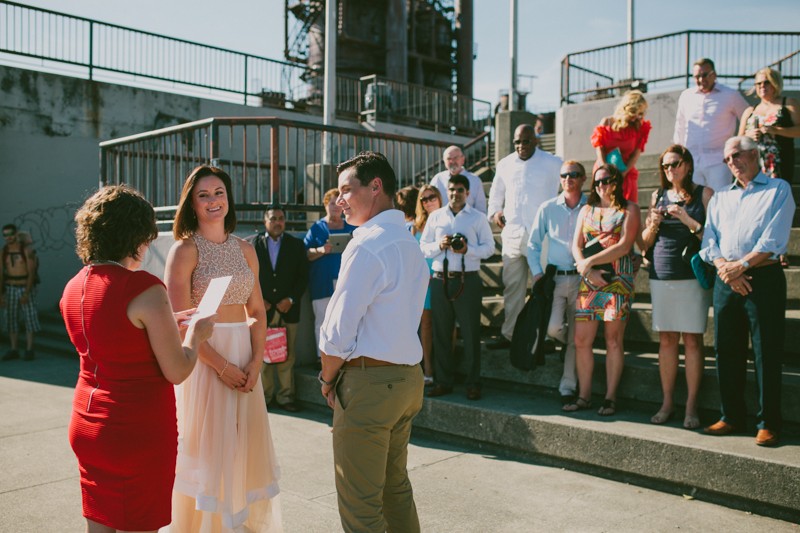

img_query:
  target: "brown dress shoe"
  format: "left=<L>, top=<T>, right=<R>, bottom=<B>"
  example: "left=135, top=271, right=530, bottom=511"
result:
left=755, top=429, right=779, bottom=447
left=426, top=384, right=453, bottom=397
left=704, top=420, right=738, bottom=436
left=277, top=402, right=301, bottom=413
left=466, top=386, right=482, bottom=401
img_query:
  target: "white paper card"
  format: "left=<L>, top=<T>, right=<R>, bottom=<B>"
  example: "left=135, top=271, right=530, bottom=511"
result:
left=189, top=275, right=232, bottom=325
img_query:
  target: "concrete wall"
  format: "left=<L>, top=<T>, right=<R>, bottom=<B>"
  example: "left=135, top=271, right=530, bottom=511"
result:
left=0, top=65, right=465, bottom=313
left=555, top=89, right=683, bottom=162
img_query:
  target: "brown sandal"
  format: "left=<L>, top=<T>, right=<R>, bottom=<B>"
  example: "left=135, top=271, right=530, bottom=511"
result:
left=562, top=397, right=592, bottom=412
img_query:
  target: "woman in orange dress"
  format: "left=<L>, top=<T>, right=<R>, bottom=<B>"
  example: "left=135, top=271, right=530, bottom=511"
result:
left=591, top=90, right=652, bottom=202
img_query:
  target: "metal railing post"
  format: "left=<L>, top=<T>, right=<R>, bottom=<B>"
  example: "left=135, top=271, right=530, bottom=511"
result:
left=685, top=32, right=691, bottom=88
left=88, top=21, right=94, bottom=80
left=243, top=55, right=248, bottom=105
left=270, top=124, right=280, bottom=204
left=210, top=121, right=220, bottom=167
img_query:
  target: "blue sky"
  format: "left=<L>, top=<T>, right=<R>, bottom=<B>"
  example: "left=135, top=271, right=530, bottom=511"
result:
left=20, top=0, right=800, bottom=112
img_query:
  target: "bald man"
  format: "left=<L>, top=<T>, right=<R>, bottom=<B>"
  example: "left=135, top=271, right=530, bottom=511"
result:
left=430, top=146, right=487, bottom=214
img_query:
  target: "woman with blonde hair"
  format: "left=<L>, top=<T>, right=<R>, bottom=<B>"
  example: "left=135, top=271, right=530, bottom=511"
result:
left=166, top=165, right=282, bottom=532
left=591, top=90, right=652, bottom=202
left=739, top=67, right=800, bottom=183
left=412, top=184, right=443, bottom=384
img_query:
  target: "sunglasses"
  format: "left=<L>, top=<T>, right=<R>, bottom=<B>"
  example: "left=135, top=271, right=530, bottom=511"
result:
left=513, top=139, right=532, bottom=146
left=420, top=195, right=438, bottom=204
left=594, top=177, right=615, bottom=186
left=723, top=150, right=750, bottom=164
left=661, top=161, right=683, bottom=170
left=560, top=171, right=584, bottom=179
left=2, top=232, right=15, bottom=237
left=693, top=71, right=715, bottom=79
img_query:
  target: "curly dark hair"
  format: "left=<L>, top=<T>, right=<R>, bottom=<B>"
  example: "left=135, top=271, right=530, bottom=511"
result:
left=74, top=185, right=157, bottom=264
left=173, top=165, right=237, bottom=240
left=587, top=164, right=627, bottom=211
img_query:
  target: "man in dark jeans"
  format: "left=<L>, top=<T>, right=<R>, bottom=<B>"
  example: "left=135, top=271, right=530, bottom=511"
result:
left=250, top=205, right=308, bottom=412
left=700, top=136, right=795, bottom=447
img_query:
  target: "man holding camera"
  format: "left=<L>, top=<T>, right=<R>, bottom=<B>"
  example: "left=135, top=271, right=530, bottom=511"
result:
left=420, top=175, right=494, bottom=400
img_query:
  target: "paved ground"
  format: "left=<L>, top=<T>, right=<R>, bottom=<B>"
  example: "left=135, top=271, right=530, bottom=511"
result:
left=1, top=350, right=798, bottom=532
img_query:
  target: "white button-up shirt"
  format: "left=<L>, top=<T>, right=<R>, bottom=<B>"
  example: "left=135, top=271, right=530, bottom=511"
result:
left=430, top=169, right=488, bottom=214
left=673, top=83, right=749, bottom=170
left=700, top=173, right=795, bottom=263
left=319, top=209, right=428, bottom=364
left=488, top=148, right=563, bottom=256
left=419, top=204, right=495, bottom=272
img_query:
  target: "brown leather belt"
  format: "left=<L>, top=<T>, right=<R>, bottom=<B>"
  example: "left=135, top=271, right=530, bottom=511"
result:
left=344, top=356, right=397, bottom=368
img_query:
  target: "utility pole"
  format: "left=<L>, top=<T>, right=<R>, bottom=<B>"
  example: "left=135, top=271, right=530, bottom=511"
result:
left=508, top=0, right=518, bottom=111
left=322, top=0, right=337, bottom=165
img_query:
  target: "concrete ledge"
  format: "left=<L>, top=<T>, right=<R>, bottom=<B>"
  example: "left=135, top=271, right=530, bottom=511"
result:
left=295, top=367, right=800, bottom=520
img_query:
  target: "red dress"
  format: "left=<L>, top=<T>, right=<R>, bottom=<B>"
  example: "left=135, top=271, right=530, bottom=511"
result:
left=591, top=120, right=652, bottom=202
left=61, top=264, right=176, bottom=531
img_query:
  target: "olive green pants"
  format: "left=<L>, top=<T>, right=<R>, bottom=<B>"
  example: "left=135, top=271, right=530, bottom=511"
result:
left=332, top=363, right=424, bottom=533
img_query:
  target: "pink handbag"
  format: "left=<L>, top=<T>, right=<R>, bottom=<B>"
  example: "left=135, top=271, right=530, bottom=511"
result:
left=263, top=327, right=288, bottom=363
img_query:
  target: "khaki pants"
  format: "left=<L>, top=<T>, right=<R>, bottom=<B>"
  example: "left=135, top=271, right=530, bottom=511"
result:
left=501, top=254, right=531, bottom=340
left=333, top=363, right=424, bottom=533
left=261, top=313, right=297, bottom=405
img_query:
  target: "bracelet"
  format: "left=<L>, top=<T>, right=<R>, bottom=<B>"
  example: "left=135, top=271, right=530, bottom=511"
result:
left=318, top=371, right=337, bottom=387
left=217, top=360, right=229, bottom=379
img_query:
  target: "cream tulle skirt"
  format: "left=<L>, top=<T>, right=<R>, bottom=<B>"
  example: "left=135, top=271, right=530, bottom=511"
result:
left=170, top=322, right=282, bottom=532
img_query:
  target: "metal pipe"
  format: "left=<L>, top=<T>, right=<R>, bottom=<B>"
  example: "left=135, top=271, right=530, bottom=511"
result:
left=322, top=0, right=337, bottom=165
left=627, top=0, right=634, bottom=80
left=508, top=0, right=517, bottom=111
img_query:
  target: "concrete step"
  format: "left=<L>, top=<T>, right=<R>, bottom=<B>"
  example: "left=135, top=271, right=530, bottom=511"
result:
left=478, top=344, right=800, bottom=427
left=294, top=366, right=800, bottom=522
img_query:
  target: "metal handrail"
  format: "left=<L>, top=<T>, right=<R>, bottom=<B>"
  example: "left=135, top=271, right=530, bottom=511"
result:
left=737, top=48, right=800, bottom=91
left=1, top=0, right=488, bottom=135
left=561, top=29, right=800, bottom=105
left=100, top=116, right=471, bottom=221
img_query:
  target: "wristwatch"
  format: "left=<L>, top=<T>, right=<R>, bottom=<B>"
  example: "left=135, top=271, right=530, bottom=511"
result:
left=740, top=259, right=751, bottom=270
left=318, top=371, right=336, bottom=387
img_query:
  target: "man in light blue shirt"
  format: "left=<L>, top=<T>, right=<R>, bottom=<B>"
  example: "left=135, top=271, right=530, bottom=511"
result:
left=420, top=174, right=495, bottom=400
left=699, top=135, right=795, bottom=447
left=527, top=161, right=587, bottom=404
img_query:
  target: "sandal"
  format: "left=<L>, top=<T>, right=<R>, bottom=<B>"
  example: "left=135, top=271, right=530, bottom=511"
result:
left=562, top=397, right=592, bottom=412
left=597, top=399, right=616, bottom=417
left=650, top=410, right=674, bottom=425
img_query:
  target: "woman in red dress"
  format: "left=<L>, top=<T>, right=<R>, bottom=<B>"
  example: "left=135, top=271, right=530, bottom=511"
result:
left=591, top=90, right=652, bottom=202
left=61, top=185, right=214, bottom=533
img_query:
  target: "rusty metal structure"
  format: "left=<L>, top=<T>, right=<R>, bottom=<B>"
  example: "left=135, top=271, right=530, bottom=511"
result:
left=284, top=0, right=473, bottom=101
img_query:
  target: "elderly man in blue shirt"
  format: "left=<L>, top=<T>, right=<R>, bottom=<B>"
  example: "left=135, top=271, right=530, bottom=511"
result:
left=699, top=135, right=795, bottom=447
left=527, top=160, right=588, bottom=406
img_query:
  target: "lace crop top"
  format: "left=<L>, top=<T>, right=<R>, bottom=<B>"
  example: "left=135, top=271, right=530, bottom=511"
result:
left=190, top=233, right=255, bottom=307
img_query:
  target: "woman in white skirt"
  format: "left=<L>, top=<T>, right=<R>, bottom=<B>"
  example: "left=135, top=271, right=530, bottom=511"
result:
left=640, top=145, right=713, bottom=429
left=166, top=165, right=282, bottom=532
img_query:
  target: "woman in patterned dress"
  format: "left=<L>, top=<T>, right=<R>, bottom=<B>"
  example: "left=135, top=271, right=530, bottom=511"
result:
left=563, top=164, right=640, bottom=416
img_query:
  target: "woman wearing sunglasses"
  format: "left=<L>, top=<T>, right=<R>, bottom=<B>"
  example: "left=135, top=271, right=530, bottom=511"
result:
left=738, top=67, right=800, bottom=183
left=640, top=145, right=713, bottom=429
left=565, top=164, right=640, bottom=416
left=412, top=184, right=443, bottom=385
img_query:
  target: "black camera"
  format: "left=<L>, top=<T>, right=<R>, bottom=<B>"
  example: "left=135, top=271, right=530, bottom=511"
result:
left=450, top=233, right=467, bottom=251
